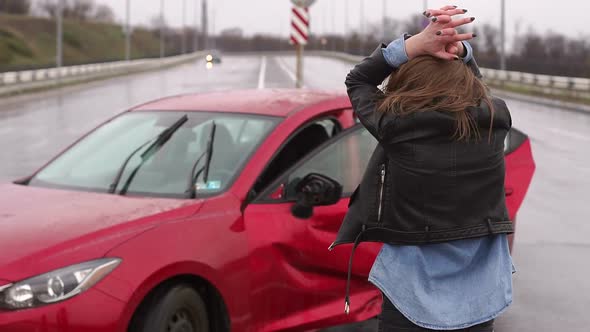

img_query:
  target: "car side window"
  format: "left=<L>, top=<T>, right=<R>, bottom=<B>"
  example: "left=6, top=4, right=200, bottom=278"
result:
left=252, top=118, right=341, bottom=196
left=284, top=127, right=377, bottom=199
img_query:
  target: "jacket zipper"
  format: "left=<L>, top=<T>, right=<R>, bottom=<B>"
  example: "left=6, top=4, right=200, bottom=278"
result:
left=377, top=164, right=386, bottom=223
left=330, top=164, right=386, bottom=252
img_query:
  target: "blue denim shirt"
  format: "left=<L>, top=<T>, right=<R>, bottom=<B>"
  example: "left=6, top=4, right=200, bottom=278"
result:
left=371, top=36, right=515, bottom=330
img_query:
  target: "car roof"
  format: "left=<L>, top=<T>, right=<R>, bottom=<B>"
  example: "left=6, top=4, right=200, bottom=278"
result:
left=131, top=89, right=351, bottom=117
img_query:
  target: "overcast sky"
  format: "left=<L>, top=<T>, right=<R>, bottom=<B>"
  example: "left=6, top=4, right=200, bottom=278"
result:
left=97, top=0, right=588, bottom=41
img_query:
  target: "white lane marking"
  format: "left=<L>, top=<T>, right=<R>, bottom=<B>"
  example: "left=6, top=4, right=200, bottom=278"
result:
left=546, top=127, right=590, bottom=142
left=277, top=57, right=305, bottom=87
left=258, top=56, right=267, bottom=90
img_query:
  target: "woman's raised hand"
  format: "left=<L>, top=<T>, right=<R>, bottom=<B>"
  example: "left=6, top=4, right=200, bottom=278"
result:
left=405, top=5, right=476, bottom=61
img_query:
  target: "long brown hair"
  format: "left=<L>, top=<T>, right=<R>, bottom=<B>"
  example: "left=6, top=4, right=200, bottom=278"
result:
left=378, top=55, right=494, bottom=141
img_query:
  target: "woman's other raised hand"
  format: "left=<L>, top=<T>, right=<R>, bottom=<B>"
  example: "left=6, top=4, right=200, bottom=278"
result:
left=405, top=5, right=476, bottom=61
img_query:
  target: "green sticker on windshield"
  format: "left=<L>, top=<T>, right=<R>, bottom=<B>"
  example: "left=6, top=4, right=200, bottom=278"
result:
left=207, top=181, right=221, bottom=189
left=196, top=181, right=221, bottom=191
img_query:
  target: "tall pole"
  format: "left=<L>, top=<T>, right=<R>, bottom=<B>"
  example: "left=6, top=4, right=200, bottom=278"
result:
left=125, top=0, right=131, bottom=61
left=382, top=0, right=386, bottom=40
left=193, top=0, right=199, bottom=52
left=322, top=1, right=327, bottom=45
left=296, top=44, right=303, bottom=88
left=182, top=0, right=187, bottom=54
left=321, top=1, right=327, bottom=50
left=331, top=0, right=335, bottom=51
left=159, top=0, right=165, bottom=58
left=359, top=0, right=364, bottom=54
left=500, top=0, right=506, bottom=70
left=202, top=0, right=208, bottom=50
left=56, top=0, right=63, bottom=70
left=344, top=0, right=348, bottom=53
left=211, top=6, right=216, bottom=49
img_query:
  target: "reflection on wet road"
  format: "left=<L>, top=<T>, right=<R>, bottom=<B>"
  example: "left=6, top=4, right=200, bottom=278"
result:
left=1, top=54, right=588, bottom=332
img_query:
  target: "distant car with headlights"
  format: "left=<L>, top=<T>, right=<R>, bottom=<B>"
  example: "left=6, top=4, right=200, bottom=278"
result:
left=205, top=53, right=222, bottom=64
left=0, top=90, right=535, bottom=331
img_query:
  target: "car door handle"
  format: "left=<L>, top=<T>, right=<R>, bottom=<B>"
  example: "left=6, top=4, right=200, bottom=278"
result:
left=505, top=188, right=514, bottom=196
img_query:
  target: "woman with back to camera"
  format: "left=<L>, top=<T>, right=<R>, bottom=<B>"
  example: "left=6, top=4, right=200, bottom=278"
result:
left=331, top=5, right=514, bottom=332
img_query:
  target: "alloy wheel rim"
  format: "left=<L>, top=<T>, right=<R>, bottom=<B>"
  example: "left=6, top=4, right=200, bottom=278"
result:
left=167, top=309, right=194, bottom=332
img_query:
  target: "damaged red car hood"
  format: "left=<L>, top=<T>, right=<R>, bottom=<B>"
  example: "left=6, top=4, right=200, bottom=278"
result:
left=0, top=183, right=201, bottom=281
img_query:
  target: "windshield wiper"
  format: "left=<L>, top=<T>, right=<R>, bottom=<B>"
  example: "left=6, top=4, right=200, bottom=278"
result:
left=186, top=122, right=216, bottom=199
left=108, top=114, right=189, bottom=195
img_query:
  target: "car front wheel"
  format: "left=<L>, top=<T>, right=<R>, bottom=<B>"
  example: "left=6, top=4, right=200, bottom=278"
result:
left=131, top=284, right=209, bottom=332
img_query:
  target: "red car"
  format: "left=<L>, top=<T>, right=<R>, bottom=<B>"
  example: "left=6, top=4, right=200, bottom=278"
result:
left=0, top=90, right=535, bottom=332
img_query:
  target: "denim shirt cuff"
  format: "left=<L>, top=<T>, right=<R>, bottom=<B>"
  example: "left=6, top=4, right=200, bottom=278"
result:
left=381, top=33, right=411, bottom=69
left=382, top=34, right=474, bottom=66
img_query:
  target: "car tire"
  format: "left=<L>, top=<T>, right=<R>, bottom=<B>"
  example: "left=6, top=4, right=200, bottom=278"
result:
left=132, top=284, right=209, bottom=332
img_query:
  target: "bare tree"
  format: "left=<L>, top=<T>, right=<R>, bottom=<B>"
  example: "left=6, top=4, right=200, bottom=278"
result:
left=367, top=17, right=401, bottom=41
left=67, top=0, right=94, bottom=21
left=545, top=33, right=566, bottom=59
left=0, top=0, right=31, bottom=14
left=150, top=14, right=168, bottom=32
left=38, top=0, right=114, bottom=23
left=403, top=14, right=428, bottom=36
left=37, top=0, right=58, bottom=17
left=94, top=4, right=115, bottom=23
left=519, top=33, right=544, bottom=59
left=220, top=27, right=244, bottom=38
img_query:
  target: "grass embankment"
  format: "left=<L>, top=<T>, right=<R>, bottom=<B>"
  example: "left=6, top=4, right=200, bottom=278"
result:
left=0, top=13, right=162, bottom=72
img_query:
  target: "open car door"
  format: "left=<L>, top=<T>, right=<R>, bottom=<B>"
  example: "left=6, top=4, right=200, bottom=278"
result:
left=243, top=125, right=383, bottom=331
left=504, top=128, right=536, bottom=250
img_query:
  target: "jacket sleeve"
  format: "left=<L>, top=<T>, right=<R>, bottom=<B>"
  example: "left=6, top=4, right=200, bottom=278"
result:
left=345, top=44, right=396, bottom=141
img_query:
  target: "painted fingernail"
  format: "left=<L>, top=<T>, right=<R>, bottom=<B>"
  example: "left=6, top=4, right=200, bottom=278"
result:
left=422, top=11, right=427, bottom=16
left=470, top=17, right=476, bottom=22
left=426, top=12, right=432, bottom=17
left=472, top=33, right=477, bottom=37
left=454, top=56, right=460, bottom=60
left=432, top=17, right=437, bottom=22
left=436, top=31, right=442, bottom=35
left=452, top=5, right=458, bottom=8
left=462, top=9, right=468, bottom=13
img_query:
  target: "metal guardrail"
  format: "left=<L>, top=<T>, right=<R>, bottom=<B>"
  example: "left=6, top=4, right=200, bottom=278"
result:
left=309, top=50, right=590, bottom=97
left=2, top=50, right=589, bottom=106
left=480, top=68, right=590, bottom=91
left=0, top=52, right=205, bottom=95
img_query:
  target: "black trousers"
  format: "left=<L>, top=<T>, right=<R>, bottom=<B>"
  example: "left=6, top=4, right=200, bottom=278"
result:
left=379, top=294, right=495, bottom=332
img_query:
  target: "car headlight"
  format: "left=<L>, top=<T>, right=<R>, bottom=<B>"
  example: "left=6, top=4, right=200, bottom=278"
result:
left=0, top=258, right=121, bottom=310
left=206, top=54, right=213, bottom=62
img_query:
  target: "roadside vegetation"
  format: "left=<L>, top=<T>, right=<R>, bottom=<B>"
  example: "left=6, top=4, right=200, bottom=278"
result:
left=0, top=0, right=193, bottom=72
left=1, top=1, right=588, bottom=79
left=0, top=14, right=167, bottom=71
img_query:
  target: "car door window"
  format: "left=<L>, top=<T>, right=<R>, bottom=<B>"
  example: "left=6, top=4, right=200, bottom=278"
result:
left=282, top=126, right=377, bottom=200
left=253, top=118, right=341, bottom=195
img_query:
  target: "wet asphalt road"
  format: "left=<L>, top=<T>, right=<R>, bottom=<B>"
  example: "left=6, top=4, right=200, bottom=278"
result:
left=1, top=54, right=589, bottom=331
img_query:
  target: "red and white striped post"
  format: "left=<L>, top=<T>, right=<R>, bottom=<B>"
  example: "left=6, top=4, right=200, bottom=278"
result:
left=290, top=0, right=315, bottom=88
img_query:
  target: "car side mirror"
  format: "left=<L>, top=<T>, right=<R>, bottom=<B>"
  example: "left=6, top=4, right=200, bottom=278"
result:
left=291, top=173, right=343, bottom=219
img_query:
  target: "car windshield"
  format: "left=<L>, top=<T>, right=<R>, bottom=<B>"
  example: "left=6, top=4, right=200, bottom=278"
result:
left=28, top=111, right=279, bottom=198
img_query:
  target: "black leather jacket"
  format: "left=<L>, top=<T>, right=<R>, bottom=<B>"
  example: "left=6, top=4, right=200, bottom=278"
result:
left=332, top=44, right=513, bottom=249
left=331, top=44, right=513, bottom=313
